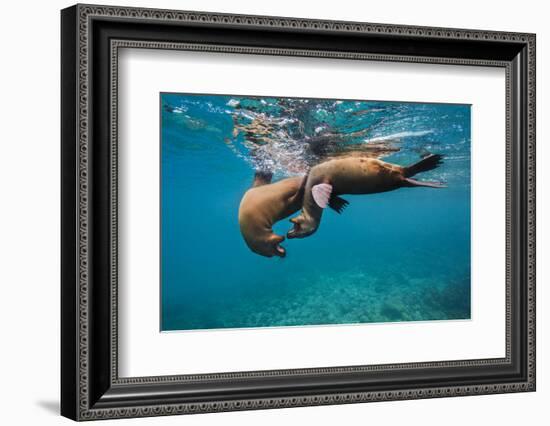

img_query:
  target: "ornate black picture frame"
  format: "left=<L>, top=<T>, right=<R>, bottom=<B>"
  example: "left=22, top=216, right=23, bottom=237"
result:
left=61, top=3, right=536, bottom=421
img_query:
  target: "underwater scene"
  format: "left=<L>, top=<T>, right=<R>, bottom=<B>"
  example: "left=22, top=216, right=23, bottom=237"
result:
left=161, top=93, right=471, bottom=331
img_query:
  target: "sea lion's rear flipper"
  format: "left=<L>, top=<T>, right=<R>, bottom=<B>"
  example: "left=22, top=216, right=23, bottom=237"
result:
left=328, top=195, right=349, bottom=214
left=404, top=154, right=443, bottom=177
left=404, top=178, right=446, bottom=188
left=252, top=171, right=273, bottom=187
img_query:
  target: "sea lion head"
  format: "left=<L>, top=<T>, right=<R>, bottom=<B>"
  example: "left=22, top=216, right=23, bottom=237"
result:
left=251, top=233, right=287, bottom=258
left=287, top=214, right=318, bottom=239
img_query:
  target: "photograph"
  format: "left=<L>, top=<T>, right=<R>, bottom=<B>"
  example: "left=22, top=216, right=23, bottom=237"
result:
left=160, top=93, right=472, bottom=331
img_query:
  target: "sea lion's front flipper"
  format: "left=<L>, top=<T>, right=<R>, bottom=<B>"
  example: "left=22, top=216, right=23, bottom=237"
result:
left=312, top=183, right=332, bottom=208
left=404, top=178, right=446, bottom=188
left=328, top=195, right=349, bottom=214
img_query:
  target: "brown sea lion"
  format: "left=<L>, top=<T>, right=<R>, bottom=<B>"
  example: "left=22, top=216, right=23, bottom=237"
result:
left=238, top=172, right=305, bottom=258
left=287, top=154, right=445, bottom=239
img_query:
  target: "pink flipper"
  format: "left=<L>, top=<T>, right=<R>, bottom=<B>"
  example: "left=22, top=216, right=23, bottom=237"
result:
left=404, top=178, right=446, bottom=188
left=312, top=183, right=333, bottom=208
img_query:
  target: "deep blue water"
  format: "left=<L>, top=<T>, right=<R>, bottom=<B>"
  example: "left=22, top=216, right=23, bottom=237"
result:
left=160, top=93, right=471, bottom=331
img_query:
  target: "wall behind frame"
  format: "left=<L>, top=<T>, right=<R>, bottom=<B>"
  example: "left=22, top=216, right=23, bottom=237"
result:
left=0, top=0, right=546, bottom=425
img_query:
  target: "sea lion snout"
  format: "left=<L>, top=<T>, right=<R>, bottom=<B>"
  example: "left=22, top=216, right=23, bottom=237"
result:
left=274, top=244, right=286, bottom=258
left=244, top=232, right=287, bottom=258
left=266, top=234, right=286, bottom=258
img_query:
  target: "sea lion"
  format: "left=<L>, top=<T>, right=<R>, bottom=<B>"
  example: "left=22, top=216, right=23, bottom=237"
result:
left=287, top=154, right=445, bottom=239
left=238, top=172, right=305, bottom=258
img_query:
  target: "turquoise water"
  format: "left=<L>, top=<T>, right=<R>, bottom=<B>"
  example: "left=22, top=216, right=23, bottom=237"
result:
left=161, top=93, right=471, bottom=331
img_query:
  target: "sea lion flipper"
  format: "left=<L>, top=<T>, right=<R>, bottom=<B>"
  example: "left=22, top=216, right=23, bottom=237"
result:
left=328, top=195, right=349, bottom=214
left=312, top=183, right=332, bottom=208
left=404, top=154, right=443, bottom=177
left=404, top=178, right=446, bottom=188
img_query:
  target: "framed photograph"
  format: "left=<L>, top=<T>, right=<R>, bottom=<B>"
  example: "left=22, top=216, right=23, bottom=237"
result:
left=61, top=4, right=536, bottom=421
